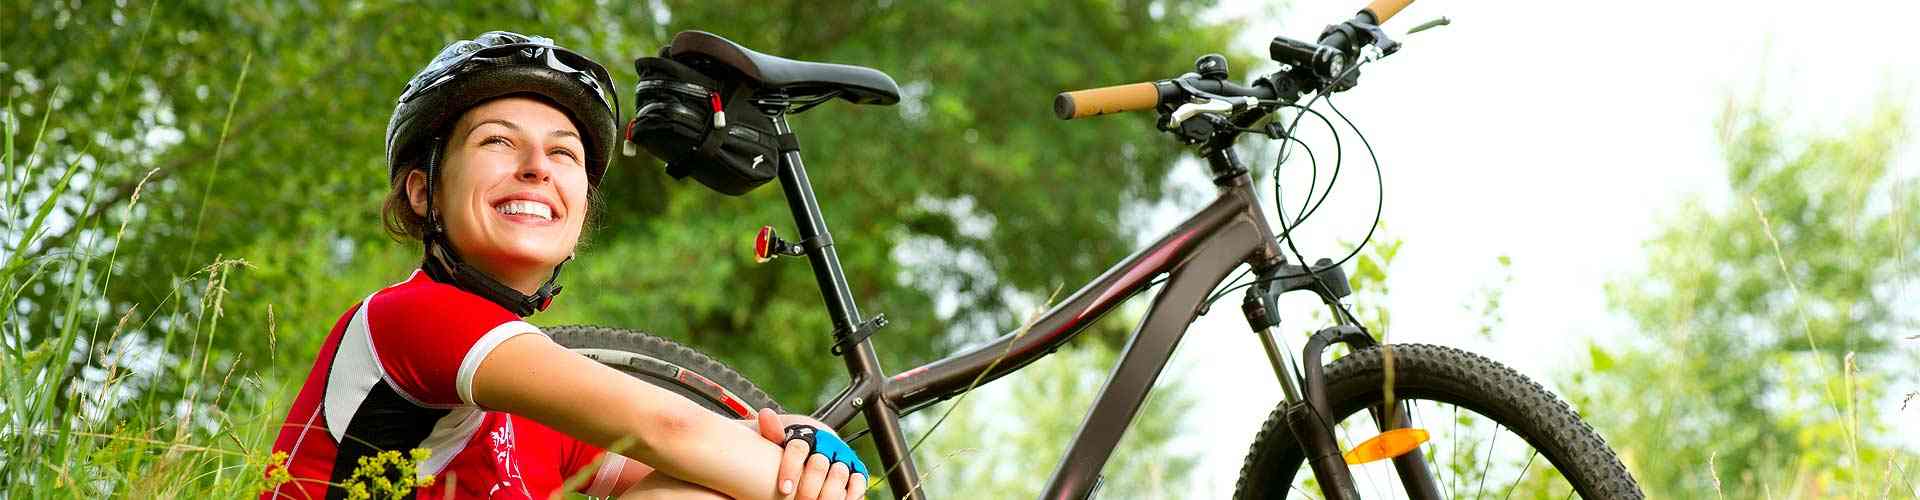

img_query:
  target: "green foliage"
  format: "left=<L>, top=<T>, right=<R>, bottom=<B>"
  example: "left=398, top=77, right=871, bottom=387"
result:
left=3, top=0, right=1253, bottom=497
left=3, top=0, right=1245, bottom=409
left=1346, top=233, right=1402, bottom=340
left=1464, top=254, right=1511, bottom=340
left=912, top=341, right=1198, bottom=498
left=1563, top=97, right=1919, bottom=497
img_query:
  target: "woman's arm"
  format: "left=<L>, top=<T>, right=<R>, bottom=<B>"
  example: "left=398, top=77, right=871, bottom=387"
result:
left=472, top=333, right=796, bottom=500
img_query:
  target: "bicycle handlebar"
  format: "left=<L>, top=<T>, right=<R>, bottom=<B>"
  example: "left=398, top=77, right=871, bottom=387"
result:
left=1052, top=79, right=1280, bottom=120
left=1053, top=0, right=1413, bottom=121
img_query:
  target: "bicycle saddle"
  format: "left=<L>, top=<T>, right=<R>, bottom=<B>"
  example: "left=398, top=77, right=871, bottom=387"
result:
left=666, top=31, right=901, bottom=106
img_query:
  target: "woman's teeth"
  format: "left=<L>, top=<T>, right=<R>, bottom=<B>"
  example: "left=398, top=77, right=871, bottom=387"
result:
left=495, top=200, right=553, bottom=220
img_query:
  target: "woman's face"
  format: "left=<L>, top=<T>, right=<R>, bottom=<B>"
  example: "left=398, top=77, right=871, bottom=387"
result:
left=408, top=96, right=590, bottom=293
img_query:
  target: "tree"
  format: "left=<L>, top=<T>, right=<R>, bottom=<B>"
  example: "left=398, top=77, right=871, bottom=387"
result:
left=2, top=0, right=1256, bottom=495
left=2, top=0, right=1248, bottom=409
left=1563, top=97, right=1919, bottom=497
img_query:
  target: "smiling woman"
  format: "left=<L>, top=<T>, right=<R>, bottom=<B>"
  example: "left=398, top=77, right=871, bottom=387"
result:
left=403, top=96, right=592, bottom=293
left=260, top=31, right=868, bottom=500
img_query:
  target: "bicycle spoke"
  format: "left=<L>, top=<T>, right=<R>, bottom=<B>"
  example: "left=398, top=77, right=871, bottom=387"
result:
left=1448, top=403, right=1460, bottom=498
left=1338, top=415, right=1386, bottom=498
left=1474, top=423, right=1503, bottom=499
left=1411, top=401, right=1452, bottom=500
left=1502, top=449, right=1538, bottom=500
left=1416, top=401, right=1456, bottom=500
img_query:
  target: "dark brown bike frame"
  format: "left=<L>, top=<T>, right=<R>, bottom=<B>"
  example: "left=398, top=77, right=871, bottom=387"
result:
left=770, top=111, right=1307, bottom=499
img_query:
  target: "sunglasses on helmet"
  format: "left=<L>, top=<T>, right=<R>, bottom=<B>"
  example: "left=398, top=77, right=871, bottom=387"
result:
left=398, top=33, right=621, bottom=119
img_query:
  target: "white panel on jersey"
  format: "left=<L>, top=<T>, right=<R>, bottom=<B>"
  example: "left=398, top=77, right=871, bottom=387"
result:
left=324, top=293, right=383, bottom=442
left=417, top=407, right=487, bottom=477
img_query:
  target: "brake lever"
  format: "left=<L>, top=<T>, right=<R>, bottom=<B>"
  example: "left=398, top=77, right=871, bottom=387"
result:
left=1168, top=98, right=1241, bottom=127
left=1168, top=78, right=1259, bottom=126
left=1327, top=16, right=1446, bottom=91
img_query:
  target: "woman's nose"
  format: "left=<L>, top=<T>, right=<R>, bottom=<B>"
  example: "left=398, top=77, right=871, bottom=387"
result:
left=517, top=151, right=552, bottom=183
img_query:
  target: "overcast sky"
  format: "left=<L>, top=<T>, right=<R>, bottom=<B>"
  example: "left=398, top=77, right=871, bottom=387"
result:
left=1146, top=0, right=1920, bottom=493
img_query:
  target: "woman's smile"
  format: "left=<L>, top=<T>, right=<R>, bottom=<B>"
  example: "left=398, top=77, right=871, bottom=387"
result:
left=490, top=192, right=561, bottom=225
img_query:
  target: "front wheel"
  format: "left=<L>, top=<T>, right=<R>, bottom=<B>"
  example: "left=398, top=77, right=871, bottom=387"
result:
left=1234, top=343, right=1642, bottom=499
left=547, top=325, right=782, bottom=419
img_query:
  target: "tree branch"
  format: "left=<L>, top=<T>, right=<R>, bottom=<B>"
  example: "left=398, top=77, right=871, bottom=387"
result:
left=27, top=40, right=371, bottom=259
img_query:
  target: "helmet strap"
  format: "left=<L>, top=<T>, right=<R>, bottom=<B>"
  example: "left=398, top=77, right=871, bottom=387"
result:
left=418, top=137, right=567, bottom=317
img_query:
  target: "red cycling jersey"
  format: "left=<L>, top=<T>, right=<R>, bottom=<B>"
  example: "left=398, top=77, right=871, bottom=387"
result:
left=263, top=270, right=626, bottom=499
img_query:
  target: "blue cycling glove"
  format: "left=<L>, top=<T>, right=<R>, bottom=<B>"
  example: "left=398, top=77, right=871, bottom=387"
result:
left=783, top=424, right=869, bottom=477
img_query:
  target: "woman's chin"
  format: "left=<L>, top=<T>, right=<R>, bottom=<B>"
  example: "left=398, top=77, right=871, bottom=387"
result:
left=464, top=246, right=567, bottom=275
left=498, top=250, right=568, bottom=270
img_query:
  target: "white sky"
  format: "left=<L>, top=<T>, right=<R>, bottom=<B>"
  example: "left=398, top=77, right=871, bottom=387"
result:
left=1151, top=0, right=1920, bottom=494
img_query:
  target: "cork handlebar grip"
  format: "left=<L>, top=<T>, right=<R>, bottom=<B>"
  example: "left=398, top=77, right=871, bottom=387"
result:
left=1053, top=82, right=1161, bottom=120
left=1364, top=0, right=1413, bottom=24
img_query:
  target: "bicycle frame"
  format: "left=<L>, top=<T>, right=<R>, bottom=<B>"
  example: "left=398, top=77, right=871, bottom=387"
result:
left=767, top=111, right=1389, bottom=499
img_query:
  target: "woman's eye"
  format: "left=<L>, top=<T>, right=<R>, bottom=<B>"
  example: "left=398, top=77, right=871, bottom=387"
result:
left=550, top=148, right=581, bottom=162
left=482, top=136, right=510, bottom=147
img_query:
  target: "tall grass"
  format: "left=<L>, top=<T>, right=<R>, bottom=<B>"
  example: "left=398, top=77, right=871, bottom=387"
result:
left=0, top=73, right=295, bottom=496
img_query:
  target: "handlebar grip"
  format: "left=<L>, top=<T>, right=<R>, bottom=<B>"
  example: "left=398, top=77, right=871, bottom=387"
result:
left=1053, top=82, right=1161, bottom=120
left=1363, top=0, right=1412, bottom=24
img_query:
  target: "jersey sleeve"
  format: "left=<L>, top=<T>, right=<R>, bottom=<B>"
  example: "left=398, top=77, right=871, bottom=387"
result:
left=364, top=283, right=543, bottom=407
left=562, top=434, right=627, bottom=496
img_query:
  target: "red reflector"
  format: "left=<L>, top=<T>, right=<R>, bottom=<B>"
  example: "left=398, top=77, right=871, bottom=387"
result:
left=754, top=226, right=773, bottom=263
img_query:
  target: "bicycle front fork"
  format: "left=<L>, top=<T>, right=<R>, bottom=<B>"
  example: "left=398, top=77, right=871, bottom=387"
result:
left=1241, top=263, right=1443, bottom=500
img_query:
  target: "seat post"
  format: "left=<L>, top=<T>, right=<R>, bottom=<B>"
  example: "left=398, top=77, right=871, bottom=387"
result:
left=768, top=113, right=867, bottom=345
left=769, top=112, right=929, bottom=499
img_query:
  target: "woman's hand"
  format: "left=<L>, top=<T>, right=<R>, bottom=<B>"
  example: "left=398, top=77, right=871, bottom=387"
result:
left=755, top=409, right=868, bottom=500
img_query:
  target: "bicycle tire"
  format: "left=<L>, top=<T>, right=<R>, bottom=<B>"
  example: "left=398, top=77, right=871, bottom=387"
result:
left=1234, top=343, right=1642, bottom=499
left=547, top=325, right=783, bottom=419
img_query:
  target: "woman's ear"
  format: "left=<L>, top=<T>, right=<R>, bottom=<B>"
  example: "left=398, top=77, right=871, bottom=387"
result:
left=405, top=169, right=431, bottom=217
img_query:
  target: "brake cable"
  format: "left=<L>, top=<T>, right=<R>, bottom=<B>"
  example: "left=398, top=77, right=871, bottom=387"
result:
left=1199, top=56, right=1387, bottom=311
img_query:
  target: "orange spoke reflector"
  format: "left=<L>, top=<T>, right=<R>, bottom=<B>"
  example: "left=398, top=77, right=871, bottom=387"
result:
left=1343, top=428, right=1430, bottom=465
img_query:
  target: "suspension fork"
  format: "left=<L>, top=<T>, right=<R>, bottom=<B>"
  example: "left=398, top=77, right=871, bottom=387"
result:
left=1242, top=262, right=1361, bottom=500
left=1305, top=320, right=1443, bottom=500
left=1244, top=264, right=1444, bottom=500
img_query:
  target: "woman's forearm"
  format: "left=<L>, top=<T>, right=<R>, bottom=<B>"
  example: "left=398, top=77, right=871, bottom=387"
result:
left=473, top=334, right=784, bottom=500
left=625, top=400, right=784, bottom=499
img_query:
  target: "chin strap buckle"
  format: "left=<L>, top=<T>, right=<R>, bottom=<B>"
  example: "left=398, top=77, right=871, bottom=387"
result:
left=537, top=289, right=559, bottom=311
left=830, top=314, right=888, bottom=356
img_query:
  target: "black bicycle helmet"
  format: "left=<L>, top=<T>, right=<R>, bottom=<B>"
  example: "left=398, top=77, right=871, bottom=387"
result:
left=386, top=31, right=620, bottom=186
left=385, top=31, right=619, bottom=317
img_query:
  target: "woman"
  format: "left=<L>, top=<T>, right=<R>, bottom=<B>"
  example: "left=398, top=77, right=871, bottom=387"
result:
left=263, top=32, right=867, bottom=500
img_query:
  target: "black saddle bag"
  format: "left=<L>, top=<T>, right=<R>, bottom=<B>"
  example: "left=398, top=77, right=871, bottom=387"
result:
left=628, top=56, right=783, bottom=195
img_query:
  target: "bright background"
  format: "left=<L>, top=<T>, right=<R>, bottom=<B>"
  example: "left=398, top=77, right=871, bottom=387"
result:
left=1171, top=0, right=1920, bottom=494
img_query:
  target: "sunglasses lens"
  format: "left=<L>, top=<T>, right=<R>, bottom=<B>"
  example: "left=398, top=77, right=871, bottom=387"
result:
left=399, top=41, right=614, bottom=111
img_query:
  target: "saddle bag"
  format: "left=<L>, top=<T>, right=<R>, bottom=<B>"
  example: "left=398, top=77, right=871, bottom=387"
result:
left=628, top=55, right=784, bottom=195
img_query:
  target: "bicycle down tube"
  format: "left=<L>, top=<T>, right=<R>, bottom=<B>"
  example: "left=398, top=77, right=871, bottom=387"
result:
left=793, top=140, right=1287, bottom=499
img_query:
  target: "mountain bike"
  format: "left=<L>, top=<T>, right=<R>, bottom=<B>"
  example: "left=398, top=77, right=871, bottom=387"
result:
left=553, top=1, right=1644, bottom=498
